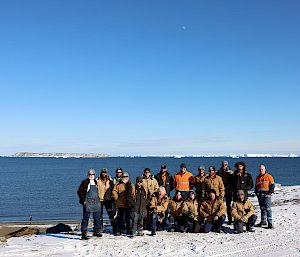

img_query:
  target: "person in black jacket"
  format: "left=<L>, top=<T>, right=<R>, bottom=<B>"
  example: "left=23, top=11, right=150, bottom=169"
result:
left=127, top=176, right=150, bottom=237
left=155, top=164, right=174, bottom=196
left=232, top=162, right=253, bottom=201
left=77, top=169, right=102, bottom=239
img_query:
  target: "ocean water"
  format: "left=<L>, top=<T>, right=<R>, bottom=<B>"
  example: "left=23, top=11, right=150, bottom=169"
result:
left=0, top=157, right=299, bottom=222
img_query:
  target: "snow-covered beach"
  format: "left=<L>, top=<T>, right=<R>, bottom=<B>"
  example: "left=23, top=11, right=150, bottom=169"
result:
left=1, top=186, right=300, bottom=257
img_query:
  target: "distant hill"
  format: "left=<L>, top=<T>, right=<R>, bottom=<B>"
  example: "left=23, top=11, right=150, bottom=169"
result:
left=13, top=152, right=110, bottom=158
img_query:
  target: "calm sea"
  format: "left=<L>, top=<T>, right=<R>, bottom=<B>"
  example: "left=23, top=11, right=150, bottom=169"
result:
left=0, top=157, right=299, bottom=222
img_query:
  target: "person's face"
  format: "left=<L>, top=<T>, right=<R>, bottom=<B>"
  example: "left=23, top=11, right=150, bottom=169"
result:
left=180, top=167, right=186, bottom=173
left=209, top=168, right=215, bottom=176
left=158, top=190, right=164, bottom=198
left=101, top=172, right=108, bottom=178
left=161, top=168, right=167, bottom=174
left=116, top=170, right=123, bottom=178
left=209, top=192, right=216, bottom=200
left=238, top=165, right=243, bottom=172
left=175, top=192, right=182, bottom=200
left=189, top=192, right=195, bottom=200
left=144, top=170, right=150, bottom=178
left=122, top=175, right=129, bottom=183
left=136, top=180, right=142, bottom=187
left=259, top=165, right=266, bottom=175
left=238, top=193, right=245, bottom=201
left=88, top=171, right=95, bottom=179
left=222, top=162, right=228, bottom=168
left=198, top=168, right=205, bottom=175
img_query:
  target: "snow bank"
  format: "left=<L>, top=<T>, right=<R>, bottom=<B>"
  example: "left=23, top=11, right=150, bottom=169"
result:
left=1, top=186, right=300, bottom=257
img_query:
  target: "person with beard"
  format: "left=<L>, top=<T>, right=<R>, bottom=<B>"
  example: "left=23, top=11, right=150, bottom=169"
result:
left=142, top=168, right=159, bottom=196
left=216, top=160, right=234, bottom=225
left=113, top=167, right=123, bottom=185
left=112, top=172, right=135, bottom=235
left=173, top=163, right=195, bottom=200
left=204, top=166, right=225, bottom=200
left=149, top=186, right=170, bottom=235
left=232, top=162, right=254, bottom=201
left=199, top=189, right=226, bottom=233
left=96, top=168, right=117, bottom=234
left=182, top=191, right=201, bottom=233
left=155, top=164, right=174, bottom=197
left=194, top=166, right=206, bottom=202
left=127, top=176, right=150, bottom=237
left=231, top=190, right=257, bottom=233
left=77, top=169, right=102, bottom=240
left=169, top=191, right=185, bottom=232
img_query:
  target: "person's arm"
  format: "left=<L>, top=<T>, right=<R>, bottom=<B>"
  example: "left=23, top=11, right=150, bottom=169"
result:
left=112, top=184, right=119, bottom=200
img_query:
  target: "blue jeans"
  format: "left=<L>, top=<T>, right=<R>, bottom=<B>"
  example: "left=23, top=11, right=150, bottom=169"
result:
left=202, top=214, right=226, bottom=233
left=132, top=211, right=147, bottom=233
left=117, top=207, right=132, bottom=232
left=81, top=205, right=101, bottom=231
left=258, top=194, right=272, bottom=224
left=151, top=212, right=170, bottom=232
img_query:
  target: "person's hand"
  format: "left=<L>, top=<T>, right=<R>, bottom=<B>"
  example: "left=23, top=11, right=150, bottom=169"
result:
left=83, top=201, right=86, bottom=205
left=214, top=216, right=219, bottom=221
left=242, top=217, right=248, bottom=223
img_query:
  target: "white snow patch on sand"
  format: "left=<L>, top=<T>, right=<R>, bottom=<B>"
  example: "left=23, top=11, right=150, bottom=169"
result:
left=0, top=186, right=300, bottom=257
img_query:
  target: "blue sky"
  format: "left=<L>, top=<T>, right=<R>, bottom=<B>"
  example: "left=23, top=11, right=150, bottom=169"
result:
left=0, top=0, right=299, bottom=156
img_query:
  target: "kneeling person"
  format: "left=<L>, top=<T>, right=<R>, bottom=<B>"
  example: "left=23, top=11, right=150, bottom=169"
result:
left=231, top=190, right=257, bottom=233
left=182, top=191, right=201, bottom=233
left=199, top=189, right=226, bottom=233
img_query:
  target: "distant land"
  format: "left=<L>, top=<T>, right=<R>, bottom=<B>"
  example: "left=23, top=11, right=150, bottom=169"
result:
left=4, top=152, right=298, bottom=158
left=12, top=152, right=110, bottom=158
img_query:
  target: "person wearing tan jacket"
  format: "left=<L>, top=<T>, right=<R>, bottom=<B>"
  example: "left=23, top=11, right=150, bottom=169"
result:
left=194, top=166, right=206, bottom=201
left=182, top=191, right=201, bottom=233
left=112, top=172, right=135, bottom=235
left=204, top=166, right=225, bottom=200
left=142, top=168, right=159, bottom=196
left=169, top=191, right=185, bottom=232
left=96, top=168, right=116, bottom=233
left=199, top=189, right=226, bottom=233
left=149, top=186, right=170, bottom=235
left=231, top=190, right=257, bottom=233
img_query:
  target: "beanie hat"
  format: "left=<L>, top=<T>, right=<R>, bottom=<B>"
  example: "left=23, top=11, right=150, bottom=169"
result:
left=136, top=176, right=143, bottom=183
left=180, top=163, right=187, bottom=169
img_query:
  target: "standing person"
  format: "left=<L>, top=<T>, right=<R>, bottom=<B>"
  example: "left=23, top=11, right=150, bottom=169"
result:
left=199, top=189, right=226, bottom=233
left=173, top=163, right=195, bottom=200
left=127, top=176, right=150, bottom=237
left=149, top=186, right=170, bottom=235
left=217, top=161, right=234, bottom=224
left=231, top=190, right=257, bottom=233
left=232, top=162, right=253, bottom=200
left=204, top=166, right=225, bottom=200
left=113, top=168, right=123, bottom=185
left=194, top=166, right=206, bottom=201
left=77, top=169, right=102, bottom=240
left=112, top=172, right=134, bottom=235
left=155, top=164, right=174, bottom=196
left=255, top=165, right=275, bottom=229
left=182, top=191, right=201, bottom=233
left=142, top=168, right=159, bottom=196
left=96, top=168, right=117, bottom=234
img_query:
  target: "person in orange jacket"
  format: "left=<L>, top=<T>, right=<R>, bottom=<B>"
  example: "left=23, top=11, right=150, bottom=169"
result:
left=173, top=163, right=195, bottom=200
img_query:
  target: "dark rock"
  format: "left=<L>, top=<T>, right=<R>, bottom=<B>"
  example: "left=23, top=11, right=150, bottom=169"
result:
left=46, top=223, right=72, bottom=234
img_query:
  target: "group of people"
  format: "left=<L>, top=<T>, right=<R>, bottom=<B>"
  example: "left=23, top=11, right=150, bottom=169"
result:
left=77, top=161, right=275, bottom=239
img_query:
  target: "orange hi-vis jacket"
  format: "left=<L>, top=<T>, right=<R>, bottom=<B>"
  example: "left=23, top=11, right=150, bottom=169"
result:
left=255, top=173, right=275, bottom=193
left=173, top=171, right=194, bottom=191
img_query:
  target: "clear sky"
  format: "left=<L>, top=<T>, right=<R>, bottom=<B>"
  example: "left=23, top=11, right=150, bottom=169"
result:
left=0, top=0, right=299, bottom=156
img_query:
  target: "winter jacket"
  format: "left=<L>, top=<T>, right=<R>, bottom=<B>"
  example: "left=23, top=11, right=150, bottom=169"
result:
left=216, top=168, right=234, bottom=192
left=142, top=175, right=159, bottom=196
left=231, top=198, right=255, bottom=222
left=149, top=193, right=169, bottom=214
left=232, top=171, right=254, bottom=197
left=127, top=185, right=149, bottom=213
left=204, top=175, right=225, bottom=198
left=199, top=199, right=226, bottom=223
left=96, top=177, right=114, bottom=201
left=169, top=198, right=184, bottom=218
left=77, top=178, right=99, bottom=205
left=112, top=181, right=135, bottom=208
left=255, top=173, right=275, bottom=194
left=173, top=171, right=195, bottom=192
left=194, top=174, right=206, bottom=198
left=182, top=199, right=199, bottom=221
left=155, top=171, right=174, bottom=196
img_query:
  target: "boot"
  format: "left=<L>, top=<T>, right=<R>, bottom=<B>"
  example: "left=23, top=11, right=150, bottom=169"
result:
left=81, top=230, right=88, bottom=240
left=93, top=228, right=103, bottom=237
left=268, top=223, right=274, bottom=229
left=151, top=229, right=156, bottom=236
left=256, top=221, right=267, bottom=227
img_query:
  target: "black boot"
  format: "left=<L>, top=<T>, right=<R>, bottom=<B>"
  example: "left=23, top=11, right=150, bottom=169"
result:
left=93, top=228, right=102, bottom=237
left=81, top=230, right=88, bottom=240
